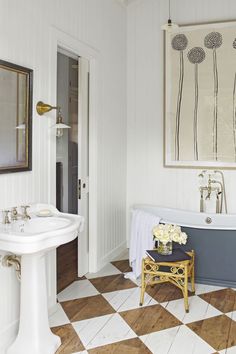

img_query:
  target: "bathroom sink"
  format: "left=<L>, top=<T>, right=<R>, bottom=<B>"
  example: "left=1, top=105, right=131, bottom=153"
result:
left=0, top=213, right=83, bottom=254
left=2, top=205, right=84, bottom=354
left=12, top=216, right=71, bottom=234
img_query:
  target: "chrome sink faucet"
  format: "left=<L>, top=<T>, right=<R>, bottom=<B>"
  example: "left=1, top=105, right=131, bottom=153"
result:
left=2, top=210, right=11, bottom=224
left=11, top=207, right=20, bottom=221
left=2, top=205, right=31, bottom=224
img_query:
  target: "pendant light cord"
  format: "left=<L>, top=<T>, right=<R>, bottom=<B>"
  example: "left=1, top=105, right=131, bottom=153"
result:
left=168, top=0, right=172, bottom=25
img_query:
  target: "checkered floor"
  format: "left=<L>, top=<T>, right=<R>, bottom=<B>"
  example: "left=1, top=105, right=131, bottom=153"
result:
left=50, top=251, right=236, bottom=354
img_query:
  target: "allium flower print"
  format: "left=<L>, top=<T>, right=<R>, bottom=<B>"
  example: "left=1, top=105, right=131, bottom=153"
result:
left=187, top=47, right=206, bottom=65
left=171, top=34, right=188, bottom=161
left=171, top=34, right=188, bottom=51
left=187, top=47, right=206, bottom=160
left=204, top=32, right=223, bottom=161
left=204, top=32, right=222, bottom=49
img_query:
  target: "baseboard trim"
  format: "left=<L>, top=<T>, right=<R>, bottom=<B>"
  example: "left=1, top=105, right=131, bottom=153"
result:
left=97, top=241, right=127, bottom=271
left=195, top=277, right=236, bottom=288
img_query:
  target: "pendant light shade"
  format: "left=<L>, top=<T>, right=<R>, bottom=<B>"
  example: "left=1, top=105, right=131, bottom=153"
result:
left=36, top=102, right=71, bottom=138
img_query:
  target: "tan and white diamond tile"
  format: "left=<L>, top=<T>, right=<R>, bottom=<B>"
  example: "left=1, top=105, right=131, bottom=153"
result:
left=88, top=338, right=152, bottom=353
left=61, top=294, right=115, bottom=322
left=140, top=325, right=215, bottom=354
left=187, top=314, right=236, bottom=352
left=226, top=310, right=236, bottom=321
left=194, top=283, right=225, bottom=295
left=120, top=304, right=182, bottom=336
left=219, top=346, right=236, bottom=354
left=162, top=295, right=222, bottom=324
left=51, top=324, right=85, bottom=353
left=89, top=274, right=137, bottom=293
left=57, top=279, right=99, bottom=302
left=85, top=262, right=121, bottom=279
left=52, top=255, right=236, bottom=354
left=73, top=313, right=137, bottom=349
left=49, top=303, right=70, bottom=328
left=199, top=288, right=236, bottom=313
left=102, top=287, right=157, bottom=312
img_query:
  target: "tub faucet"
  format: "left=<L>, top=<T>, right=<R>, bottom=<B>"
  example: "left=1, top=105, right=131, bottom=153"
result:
left=205, top=176, right=212, bottom=200
left=198, top=170, right=227, bottom=213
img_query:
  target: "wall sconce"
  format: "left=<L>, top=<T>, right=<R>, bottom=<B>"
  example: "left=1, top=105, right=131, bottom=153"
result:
left=36, top=101, right=70, bottom=138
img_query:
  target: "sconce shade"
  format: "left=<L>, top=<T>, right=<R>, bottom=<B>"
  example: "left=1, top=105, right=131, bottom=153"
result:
left=52, top=109, right=70, bottom=138
left=36, top=101, right=70, bottom=138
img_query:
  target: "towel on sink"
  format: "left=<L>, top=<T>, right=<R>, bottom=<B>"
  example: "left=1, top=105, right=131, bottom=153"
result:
left=125, top=209, right=161, bottom=279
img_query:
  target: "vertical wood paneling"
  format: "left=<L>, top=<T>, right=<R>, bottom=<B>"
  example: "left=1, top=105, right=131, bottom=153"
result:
left=0, top=0, right=127, bottom=349
left=127, top=0, right=236, bottom=228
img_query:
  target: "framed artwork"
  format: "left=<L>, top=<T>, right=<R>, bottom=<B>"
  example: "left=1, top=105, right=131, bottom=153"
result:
left=0, top=60, right=32, bottom=173
left=164, top=20, right=236, bottom=168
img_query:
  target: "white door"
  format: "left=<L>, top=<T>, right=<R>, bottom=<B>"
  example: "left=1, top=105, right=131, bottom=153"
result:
left=77, top=57, right=90, bottom=277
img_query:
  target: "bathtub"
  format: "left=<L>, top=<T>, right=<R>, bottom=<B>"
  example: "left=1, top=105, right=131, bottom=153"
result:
left=133, top=204, right=236, bottom=287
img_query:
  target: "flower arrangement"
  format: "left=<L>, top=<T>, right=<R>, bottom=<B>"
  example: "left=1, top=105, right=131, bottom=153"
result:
left=152, top=224, right=187, bottom=255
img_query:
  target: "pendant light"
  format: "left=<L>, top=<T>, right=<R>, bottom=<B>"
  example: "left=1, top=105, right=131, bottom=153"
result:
left=161, top=0, right=179, bottom=32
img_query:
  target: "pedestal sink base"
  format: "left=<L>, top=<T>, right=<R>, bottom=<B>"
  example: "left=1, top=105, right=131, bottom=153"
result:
left=7, top=252, right=61, bottom=354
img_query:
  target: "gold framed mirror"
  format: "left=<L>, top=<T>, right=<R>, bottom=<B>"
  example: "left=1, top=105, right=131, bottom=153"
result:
left=0, top=60, right=33, bottom=173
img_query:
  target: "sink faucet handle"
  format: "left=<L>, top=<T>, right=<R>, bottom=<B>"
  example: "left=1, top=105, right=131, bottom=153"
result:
left=21, top=205, right=31, bottom=220
left=2, top=210, right=11, bottom=224
left=11, top=207, right=19, bottom=221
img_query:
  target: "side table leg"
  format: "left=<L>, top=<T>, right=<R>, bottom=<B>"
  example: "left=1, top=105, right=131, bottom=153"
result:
left=139, top=259, right=145, bottom=306
left=191, top=260, right=195, bottom=294
left=184, top=265, right=189, bottom=313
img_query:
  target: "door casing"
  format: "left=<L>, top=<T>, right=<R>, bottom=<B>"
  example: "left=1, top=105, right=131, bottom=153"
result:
left=48, top=27, right=100, bottom=307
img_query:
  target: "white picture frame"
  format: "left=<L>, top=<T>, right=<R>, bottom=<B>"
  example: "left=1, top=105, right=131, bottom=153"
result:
left=164, top=20, right=236, bottom=169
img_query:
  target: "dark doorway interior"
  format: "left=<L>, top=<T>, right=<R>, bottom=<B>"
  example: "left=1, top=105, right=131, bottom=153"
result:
left=56, top=51, right=79, bottom=293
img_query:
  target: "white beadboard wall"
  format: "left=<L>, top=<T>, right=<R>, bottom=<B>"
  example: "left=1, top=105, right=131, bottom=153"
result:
left=0, top=0, right=127, bottom=351
left=127, top=0, right=236, bottom=235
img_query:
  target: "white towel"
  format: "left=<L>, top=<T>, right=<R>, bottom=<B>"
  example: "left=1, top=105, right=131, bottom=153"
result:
left=126, top=209, right=161, bottom=279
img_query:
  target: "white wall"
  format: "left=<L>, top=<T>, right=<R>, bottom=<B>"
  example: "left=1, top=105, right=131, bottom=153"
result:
left=0, top=0, right=127, bottom=351
left=127, top=0, right=236, bottom=229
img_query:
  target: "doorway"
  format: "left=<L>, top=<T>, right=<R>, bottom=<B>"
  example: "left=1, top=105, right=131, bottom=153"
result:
left=56, top=50, right=89, bottom=293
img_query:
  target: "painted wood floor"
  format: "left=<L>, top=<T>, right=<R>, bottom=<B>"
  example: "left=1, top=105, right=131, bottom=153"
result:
left=50, top=251, right=236, bottom=353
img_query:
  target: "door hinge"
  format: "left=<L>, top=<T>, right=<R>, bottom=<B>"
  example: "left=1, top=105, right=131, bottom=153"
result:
left=78, top=179, right=81, bottom=199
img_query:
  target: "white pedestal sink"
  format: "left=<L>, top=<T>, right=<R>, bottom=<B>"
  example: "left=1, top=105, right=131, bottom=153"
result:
left=0, top=205, right=84, bottom=354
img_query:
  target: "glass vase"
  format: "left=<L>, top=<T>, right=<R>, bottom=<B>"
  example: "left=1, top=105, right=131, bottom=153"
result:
left=157, top=241, right=173, bottom=255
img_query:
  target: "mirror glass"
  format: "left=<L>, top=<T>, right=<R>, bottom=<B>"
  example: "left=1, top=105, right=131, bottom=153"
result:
left=0, top=60, right=32, bottom=173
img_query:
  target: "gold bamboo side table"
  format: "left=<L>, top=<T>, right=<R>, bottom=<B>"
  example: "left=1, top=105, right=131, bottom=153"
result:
left=140, top=250, right=195, bottom=312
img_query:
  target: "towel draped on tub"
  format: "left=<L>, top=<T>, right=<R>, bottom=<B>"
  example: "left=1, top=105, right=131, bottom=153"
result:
left=125, top=209, right=161, bottom=280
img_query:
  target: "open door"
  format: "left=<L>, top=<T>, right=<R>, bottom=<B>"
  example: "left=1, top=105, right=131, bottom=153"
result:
left=77, top=57, right=90, bottom=277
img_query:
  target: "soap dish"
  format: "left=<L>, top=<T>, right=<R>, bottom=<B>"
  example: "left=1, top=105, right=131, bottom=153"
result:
left=36, top=209, right=53, bottom=217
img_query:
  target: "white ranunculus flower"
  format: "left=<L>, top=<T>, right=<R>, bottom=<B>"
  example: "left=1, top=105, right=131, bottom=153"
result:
left=153, top=223, right=188, bottom=245
left=171, top=232, right=180, bottom=242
